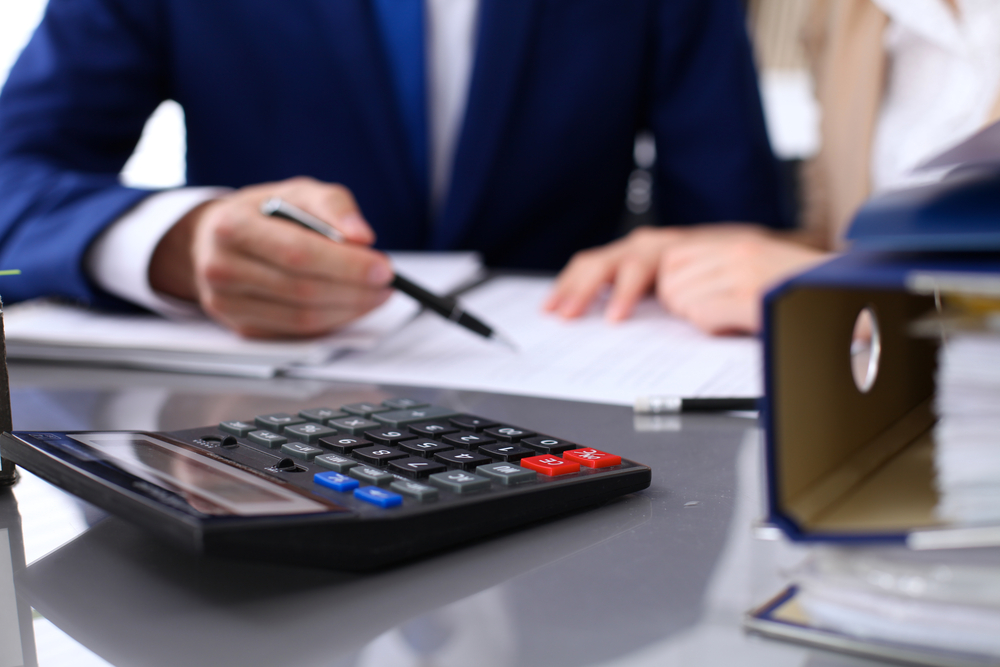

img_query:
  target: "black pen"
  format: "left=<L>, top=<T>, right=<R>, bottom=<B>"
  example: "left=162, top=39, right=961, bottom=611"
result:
left=260, top=198, right=516, bottom=350
left=633, top=396, right=760, bottom=413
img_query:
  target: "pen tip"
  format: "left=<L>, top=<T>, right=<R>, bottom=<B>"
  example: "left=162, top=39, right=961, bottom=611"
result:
left=492, top=332, right=519, bottom=352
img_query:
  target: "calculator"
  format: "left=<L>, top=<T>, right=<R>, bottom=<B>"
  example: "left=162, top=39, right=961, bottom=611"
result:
left=0, top=398, right=651, bottom=570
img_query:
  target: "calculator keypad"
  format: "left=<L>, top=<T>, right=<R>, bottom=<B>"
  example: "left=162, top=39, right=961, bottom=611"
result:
left=317, top=436, right=371, bottom=454
left=314, top=471, right=359, bottom=492
left=390, top=479, right=439, bottom=501
left=285, top=422, right=339, bottom=443
left=219, top=421, right=256, bottom=437
left=387, top=457, right=448, bottom=479
left=434, top=449, right=493, bottom=471
left=282, top=442, right=324, bottom=461
left=520, top=455, right=581, bottom=476
left=477, top=462, right=537, bottom=485
left=248, top=430, right=286, bottom=448
left=441, top=432, right=495, bottom=450
left=483, top=426, right=536, bottom=442
left=353, top=446, right=408, bottom=467
left=314, top=453, right=358, bottom=472
left=363, top=429, right=417, bottom=446
left=255, top=413, right=306, bottom=432
left=354, top=486, right=403, bottom=508
left=521, top=436, right=578, bottom=455
left=407, top=421, right=458, bottom=438
left=449, top=415, right=498, bottom=432
left=428, top=470, right=490, bottom=494
left=478, top=443, right=532, bottom=462
left=374, top=406, right=458, bottom=427
left=399, top=439, right=454, bottom=458
left=341, top=402, right=391, bottom=417
left=215, top=399, right=629, bottom=512
left=298, top=408, right=348, bottom=424
left=328, top=417, right=382, bottom=435
left=562, top=448, right=622, bottom=469
left=349, top=466, right=394, bottom=486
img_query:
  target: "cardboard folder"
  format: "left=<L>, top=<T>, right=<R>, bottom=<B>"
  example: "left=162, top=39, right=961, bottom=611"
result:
left=761, top=251, right=1000, bottom=545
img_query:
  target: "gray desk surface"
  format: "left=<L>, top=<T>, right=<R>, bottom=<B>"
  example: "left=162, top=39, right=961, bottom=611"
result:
left=0, top=361, right=891, bottom=667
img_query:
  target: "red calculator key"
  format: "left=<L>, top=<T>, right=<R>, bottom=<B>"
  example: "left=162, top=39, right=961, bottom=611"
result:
left=562, top=448, right=622, bottom=469
left=520, top=455, right=580, bottom=476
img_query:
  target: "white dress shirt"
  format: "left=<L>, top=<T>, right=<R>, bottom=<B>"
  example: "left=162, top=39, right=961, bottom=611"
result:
left=871, top=0, right=1000, bottom=192
left=86, top=0, right=480, bottom=315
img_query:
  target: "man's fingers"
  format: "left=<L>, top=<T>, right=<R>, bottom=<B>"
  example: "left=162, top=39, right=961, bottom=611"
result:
left=275, top=177, right=375, bottom=245
left=605, top=253, right=658, bottom=322
left=199, top=249, right=392, bottom=309
left=207, top=207, right=394, bottom=287
left=202, top=288, right=393, bottom=338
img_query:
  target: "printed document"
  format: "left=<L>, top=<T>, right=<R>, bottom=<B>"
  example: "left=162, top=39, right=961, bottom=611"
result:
left=3, top=252, right=482, bottom=377
left=295, top=276, right=761, bottom=405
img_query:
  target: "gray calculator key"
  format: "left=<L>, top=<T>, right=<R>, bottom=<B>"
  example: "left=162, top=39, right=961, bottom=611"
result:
left=255, top=413, right=306, bottom=433
left=428, top=470, right=491, bottom=494
left=328, top=416, right=382, bottom=435
left=341, top=402, right=392, bottom=417
left=349, top=466, right=394, bottom=487
left=373, top=406, right=458, bottom=427
left=219, top=420, right=255, bottom=437
left=248, top=430, right=287, bottom=448
left=314, top=453, right=358, bottom=472
left=284, top=422, right=339, bottom=443
left=298, top=408, right=347, bottom=424
left=281, top=442, right=324, bottom=461
left=382, top=397, right=429, bottom=410
left=477, top=462, right=537, bottom=486
left=390, top=480, right=439, bottom=502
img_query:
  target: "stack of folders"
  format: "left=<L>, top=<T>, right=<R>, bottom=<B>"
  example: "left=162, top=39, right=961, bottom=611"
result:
left=932, top=296, right=1000, bottom=527
left=773, top=546, right=1000, bottom=664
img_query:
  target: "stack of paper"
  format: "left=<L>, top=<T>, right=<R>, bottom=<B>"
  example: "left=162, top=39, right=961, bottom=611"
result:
left=934, top=329, right=1000, bottom=525
left=791, top=546, right=1000, bottom=661
left=2, top=252, right=483, bottom=378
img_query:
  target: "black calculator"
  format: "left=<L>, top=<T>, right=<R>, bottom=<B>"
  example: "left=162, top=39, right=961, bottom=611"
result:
left=0, top=398, right=651, bottom=570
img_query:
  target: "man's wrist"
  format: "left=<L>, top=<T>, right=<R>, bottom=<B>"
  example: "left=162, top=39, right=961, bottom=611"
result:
left=149, top=200, right=211, bottom=301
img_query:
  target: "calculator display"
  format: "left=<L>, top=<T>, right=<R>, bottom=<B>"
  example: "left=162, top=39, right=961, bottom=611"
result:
left=68, top=433, right=329, bottom=516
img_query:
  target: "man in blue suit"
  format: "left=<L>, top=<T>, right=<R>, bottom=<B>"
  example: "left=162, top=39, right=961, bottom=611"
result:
left=0, top=0, right=784, bottom=337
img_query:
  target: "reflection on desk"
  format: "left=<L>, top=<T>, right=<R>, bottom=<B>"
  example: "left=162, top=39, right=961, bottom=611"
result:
left=0, top=362, right=887, bottom=666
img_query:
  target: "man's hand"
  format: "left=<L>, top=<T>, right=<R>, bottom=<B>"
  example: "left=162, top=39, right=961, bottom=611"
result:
left=545, top=224, right=827, bottom=334
left=149, top=177, right=394, bottom=338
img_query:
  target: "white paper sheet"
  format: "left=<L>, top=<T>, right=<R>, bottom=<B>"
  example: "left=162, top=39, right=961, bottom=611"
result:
left=3, top=252, right=483, bottom=377
left=294, top=276, right=762, bottom=405
left=916, top=116, right=1000, bottom=172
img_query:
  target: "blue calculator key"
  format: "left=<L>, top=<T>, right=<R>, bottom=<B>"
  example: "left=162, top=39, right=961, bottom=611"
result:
left=314, top=471, right=360, bottom=492
left=354, top=486, right=403, bottom=508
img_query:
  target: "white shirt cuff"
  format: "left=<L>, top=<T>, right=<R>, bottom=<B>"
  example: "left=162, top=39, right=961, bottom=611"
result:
left=85, top=187, right=230, bottom=318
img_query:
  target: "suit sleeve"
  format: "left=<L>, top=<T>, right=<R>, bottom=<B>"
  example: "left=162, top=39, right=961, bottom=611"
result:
left=0, top=0, right=168, bottom=309
left=648, top=0, right=789, bottom=229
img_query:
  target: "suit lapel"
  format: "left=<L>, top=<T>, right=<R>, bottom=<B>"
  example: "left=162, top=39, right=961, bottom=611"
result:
left=432, top=0, right=537, bottom=249
left=317, top=0, right=428, bottom=246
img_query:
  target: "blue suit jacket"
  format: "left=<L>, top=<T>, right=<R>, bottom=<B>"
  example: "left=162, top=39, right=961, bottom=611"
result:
left=0, top=0, right=784, bottom=310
